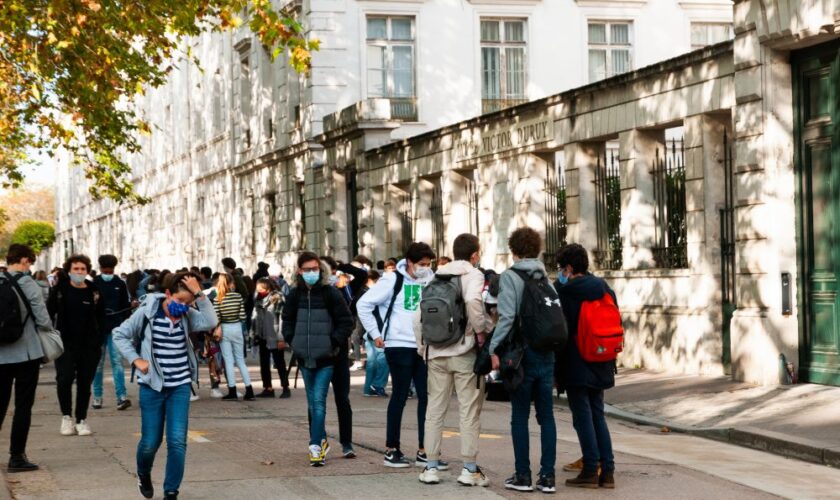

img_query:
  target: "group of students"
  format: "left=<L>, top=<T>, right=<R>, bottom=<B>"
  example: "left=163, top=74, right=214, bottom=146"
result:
left=284, top=228, right=619, bottom=494
left=0, top=226, right=620, bottom=499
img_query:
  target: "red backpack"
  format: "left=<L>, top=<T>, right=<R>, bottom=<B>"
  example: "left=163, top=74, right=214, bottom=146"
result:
left=577, top=293, right=623, bottom=362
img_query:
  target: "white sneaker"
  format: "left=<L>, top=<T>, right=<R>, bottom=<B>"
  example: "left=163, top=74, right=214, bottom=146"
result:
left=309, top=445, right=324, bottom=467
left=350, top=361, right=364, bottom=371
left=418, top=467, right=441, bottom=484
left=458, top=466, right=490, bottom=487
left=92, top=397, right=103, bottom=409
left=60, top=415, right=76, bottom=436
left=210, top=388, right=224, bottom=398
left=190, top=393, right=200, bottom=402
left=75, top=419, right=92, bottom=436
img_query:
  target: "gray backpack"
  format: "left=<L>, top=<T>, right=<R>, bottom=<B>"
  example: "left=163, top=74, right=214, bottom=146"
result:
left=420, top=274, right=466, bottom=351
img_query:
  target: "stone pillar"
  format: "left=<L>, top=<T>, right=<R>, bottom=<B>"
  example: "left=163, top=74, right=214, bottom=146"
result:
left=564, top=142, right=602, bottom=260
left=618, top=129, right=662, bottom=269
left=730, top=0, right=799, bottom=384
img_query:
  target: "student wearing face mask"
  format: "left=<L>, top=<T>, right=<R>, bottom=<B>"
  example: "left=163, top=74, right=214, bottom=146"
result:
left=92, top=254, right=133, bottom=411
left=281, top=252, right=354, bottom=466
left=48, top=254, right=101, bottom=438
left=251, top=278, right=289, bottom=398
left=112, top=272, right=217, bottom=500
left=357, top=242, right=436, bottom=469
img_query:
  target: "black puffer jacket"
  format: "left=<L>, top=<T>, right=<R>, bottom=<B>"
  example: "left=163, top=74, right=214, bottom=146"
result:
left=555, top=273, right=618, bottom=391
left=282, top=280, right=353, bottom=369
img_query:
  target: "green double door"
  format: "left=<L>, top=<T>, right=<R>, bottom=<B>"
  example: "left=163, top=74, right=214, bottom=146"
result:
left=796, top=40, right=840, bottom=384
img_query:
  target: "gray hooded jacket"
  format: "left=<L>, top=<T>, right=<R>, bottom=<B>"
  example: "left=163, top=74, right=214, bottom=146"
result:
left=488, top=258, right=548, bottom=354
left=112, top=293, right=218, bottom=392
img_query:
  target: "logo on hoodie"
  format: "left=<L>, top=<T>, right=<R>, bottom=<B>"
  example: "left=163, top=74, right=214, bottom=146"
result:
left=403, top=284, right=422, bottom=311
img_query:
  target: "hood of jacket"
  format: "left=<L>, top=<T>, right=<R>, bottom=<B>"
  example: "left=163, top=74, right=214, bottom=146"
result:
left=435, top=260, right=475, bottom=277
left=557, top=273, right=610, bottom=302
left=510, top=258, right=547, bottom=278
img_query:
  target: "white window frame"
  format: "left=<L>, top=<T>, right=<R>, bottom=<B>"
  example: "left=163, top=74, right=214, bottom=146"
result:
left=689, top=22, right=733, bottom=50
left=479, top=17, right=529, bottom=104
left=365, top=15, right=416, bottom=100
left=586, top=20, right=634, bottom=83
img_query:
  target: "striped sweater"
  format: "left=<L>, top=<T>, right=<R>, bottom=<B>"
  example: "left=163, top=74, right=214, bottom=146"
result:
left=213, top=291, right=245, bottom=324
left=151, top=313, right=192, bottom=387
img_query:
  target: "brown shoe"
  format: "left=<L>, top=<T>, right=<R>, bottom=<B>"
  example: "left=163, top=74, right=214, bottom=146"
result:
left=563, top=458, right=584, bottom=472
left=599, top=470, right=615, bottom=489
left=565, top=471, right=599, bottom=489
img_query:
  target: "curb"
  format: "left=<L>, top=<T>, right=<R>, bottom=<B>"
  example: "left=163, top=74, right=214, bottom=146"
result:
left=603, top=403, right=840, bottom=468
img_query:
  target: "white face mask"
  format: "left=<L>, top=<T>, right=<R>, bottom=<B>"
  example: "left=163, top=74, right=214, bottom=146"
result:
left=413, top=265, right=433, bottom=283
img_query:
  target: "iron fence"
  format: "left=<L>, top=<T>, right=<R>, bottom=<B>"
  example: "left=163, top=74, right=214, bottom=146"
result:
left=544, top=163, right=567, bottom=269
left=594, top=149, right=623, bottom=270
left=720, top=130, right=736, bottom=369
left=390, top=98, right=418, bottom=122
left=481, top=98, right=528, bottom=114
left=430, top=182, right=445, bottom=261
left=651, top=138, right=688, bottom=268
left=397, top=190, right=413, bottom=252
left=465, top=173, right=480, bottom=236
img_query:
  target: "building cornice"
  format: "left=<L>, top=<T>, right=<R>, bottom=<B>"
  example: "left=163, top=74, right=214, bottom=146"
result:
left=575, top=0, right=647, bottom=8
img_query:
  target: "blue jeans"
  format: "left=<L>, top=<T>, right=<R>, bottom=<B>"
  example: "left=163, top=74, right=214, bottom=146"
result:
left=510, top=348, right=556, bottom=477
left=567, top=386, right=615, bottom=474
left=137, top=383, right=191, bottom=494
left=93, top=332, right=126, bottom=400
left=364, top=338, right=389, bottom=395
left=219, top=323, right=251, bottom=387
left=384, top=347, right=427, bottom=450
left=301, top=365, right=334, bottom=446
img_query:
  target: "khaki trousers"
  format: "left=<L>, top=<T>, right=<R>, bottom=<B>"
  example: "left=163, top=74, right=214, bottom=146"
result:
left=424, top=351, right=485, bottom=462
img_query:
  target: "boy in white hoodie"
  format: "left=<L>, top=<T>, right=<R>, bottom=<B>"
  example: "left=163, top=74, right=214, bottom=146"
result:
left=416, top=234, right=493, bottom=487
left=357, top=242, right=436, bottom=469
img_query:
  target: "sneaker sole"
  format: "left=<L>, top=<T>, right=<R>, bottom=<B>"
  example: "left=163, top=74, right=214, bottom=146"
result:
left=7, top=467, right=39, bottom=473
left=504, top=484, right=534, bottom=492
left=600, top=483, right=615, bottom=489
left=419, top=479, right=440, bottom=484
left=565, top=482, right=599, bottom=489
left=383, top=461, right=411, bottom=468
left=310, top=461, right=325, bottom=467
left=457, top=479, right=490, bottom=487
left=537, top=487, right=556, bottom=493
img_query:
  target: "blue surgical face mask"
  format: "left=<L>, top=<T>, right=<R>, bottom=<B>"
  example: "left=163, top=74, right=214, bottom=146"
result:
left=302, top=271, right=320, bottom=286
left=69, top=273, right=86, bottom=284
left=557, top=272, right=569, bottom=286
left=101, top=273, right=114, bottom=282
left=167, top=300, right=190, bottom=318
left=328, top=275, right=338, bottom=286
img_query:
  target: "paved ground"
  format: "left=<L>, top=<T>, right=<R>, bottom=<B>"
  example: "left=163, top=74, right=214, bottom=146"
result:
left=2, top=362, right=840, bottom=499
left=608, top=370, right=840, bottom=455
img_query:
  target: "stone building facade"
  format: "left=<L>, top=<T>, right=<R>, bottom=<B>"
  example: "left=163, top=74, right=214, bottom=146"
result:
left=51, top=0, right=840, bottom=385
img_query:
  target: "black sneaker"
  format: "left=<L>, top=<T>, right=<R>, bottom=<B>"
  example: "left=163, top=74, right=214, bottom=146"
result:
left=116, top=398, right=132, bottom=411
left=415, top=451, right=449, bottom=471
left=343, top=446, right=357, bottom=459
left=279, top=388, right=291, bottom=399
left=137, top=473, right=154, bottom=498
left=7, top=454, right=38, bottom=473
left=164, top=491, right=178, bottom=500
left=536, top=474, right=556, bottom=493
left=504, top=473, right=534, bottom=492
left=383, top=449, right=410, bottom=468
left=257, top=389, right=275, bottom=398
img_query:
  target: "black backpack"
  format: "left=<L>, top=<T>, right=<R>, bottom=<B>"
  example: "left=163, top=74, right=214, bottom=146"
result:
left=512, top=269, right=568, bottom=352
left=0, top=272, right=32, bottom=345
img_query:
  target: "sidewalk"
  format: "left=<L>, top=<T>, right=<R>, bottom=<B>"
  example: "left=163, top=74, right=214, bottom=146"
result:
left=604, top=369, right=840, bottom=467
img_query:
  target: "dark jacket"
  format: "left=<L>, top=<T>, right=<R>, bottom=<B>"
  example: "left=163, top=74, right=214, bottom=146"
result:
left=555, top=273, right=617, bottom=390
left=48, top=276, right=101, bottom=350
left=94, top=275, right=131, bottom=332
left=282, top=280, right=353, bottom=369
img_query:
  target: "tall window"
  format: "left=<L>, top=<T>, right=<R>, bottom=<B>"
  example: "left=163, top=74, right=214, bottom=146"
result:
left=266, top=194, right=277, bottom=252
left=588, top=21, right=632, bottom=83
left=366, top=16, right=417, bottom=121
left=481, top=18, right=527, bottom=114
left=238, top=51, right=252, bottom=149
left=690, top=23, right=733, bottom=50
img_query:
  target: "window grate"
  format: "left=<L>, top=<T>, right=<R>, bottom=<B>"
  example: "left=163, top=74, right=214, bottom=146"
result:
left=594, top=150, right=622, bottom=270
left=544, top=162, right=567, bottom=269
left=651, top=138, right=687, bottom=268
left=430, top=182, right=445, bottom=261
left=397, top=190, right=413, bottom=253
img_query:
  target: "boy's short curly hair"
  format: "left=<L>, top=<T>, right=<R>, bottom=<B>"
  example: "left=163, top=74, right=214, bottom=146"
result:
left=507, top=227, right=541, bottom=259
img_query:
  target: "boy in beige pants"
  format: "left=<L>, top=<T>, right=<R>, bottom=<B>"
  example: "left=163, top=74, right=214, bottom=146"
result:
left=416, top=233, right=494, bottom=486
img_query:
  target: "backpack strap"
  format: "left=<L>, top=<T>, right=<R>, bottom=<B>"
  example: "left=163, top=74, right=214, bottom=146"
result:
left=374, top=273, right=404, bottom=340
left=6, top=273, right=34, bottom=327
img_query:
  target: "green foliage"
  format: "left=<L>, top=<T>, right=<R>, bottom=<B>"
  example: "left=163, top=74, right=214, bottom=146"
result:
left=10, top=220, right=56, bottom=254
left=0, top=0, right=319, bottom=204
